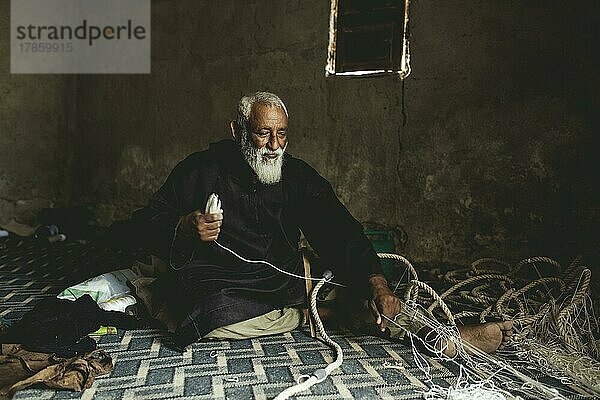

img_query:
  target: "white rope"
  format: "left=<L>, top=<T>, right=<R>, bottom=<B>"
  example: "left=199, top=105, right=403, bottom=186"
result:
left=211, top=241, right=585, bottom=399
left=213, top=240, right=347, bottom=287
left=273, top=274, right=344, bottom=400
left=205, top=193, right=347, bottom=285
left=435, top=256, right=600, bottom=399
left=171, top=203, right=594, bottom=400
left=168, top=210, right=346, bottom=288
left=381, top=308, right=568, bottom=400
left=424, top=385, right=507, bottom=400
left=377, top=252, right=419, bottom=281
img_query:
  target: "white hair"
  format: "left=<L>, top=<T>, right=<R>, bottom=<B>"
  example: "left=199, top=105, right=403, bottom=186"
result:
left=235, top=91, right=289, bottom=185
left=244, top=144, right=286, bottom=184
left=234, top=91, right=288, bottom=143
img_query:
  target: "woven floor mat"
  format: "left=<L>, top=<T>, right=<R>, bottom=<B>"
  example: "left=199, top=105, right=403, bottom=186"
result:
left=0, top=236, right=586, bottom=399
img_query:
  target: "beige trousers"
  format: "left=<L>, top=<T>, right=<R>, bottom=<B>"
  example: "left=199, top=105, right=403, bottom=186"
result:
left=203, top=307, right=304, bottom=340
left=201, top=301, right=424, bottom=341
left=130, top=258, right=424, bottom=341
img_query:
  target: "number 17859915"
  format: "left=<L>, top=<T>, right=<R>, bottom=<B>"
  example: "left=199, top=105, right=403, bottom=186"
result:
left=19, top=42, right=73, bottom=53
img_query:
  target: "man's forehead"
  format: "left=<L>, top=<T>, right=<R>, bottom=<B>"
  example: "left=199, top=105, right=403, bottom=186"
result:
left=250, top=103, right=288, bottom=125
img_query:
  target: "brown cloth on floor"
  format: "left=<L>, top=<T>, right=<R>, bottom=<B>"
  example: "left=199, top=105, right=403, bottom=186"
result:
left=0, top=344, right=113, bottom=398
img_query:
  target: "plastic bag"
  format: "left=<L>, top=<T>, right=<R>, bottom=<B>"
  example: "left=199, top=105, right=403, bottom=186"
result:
left=57, top=269, right=137, bottom=304
left=97, top=294, right=137, bottom=312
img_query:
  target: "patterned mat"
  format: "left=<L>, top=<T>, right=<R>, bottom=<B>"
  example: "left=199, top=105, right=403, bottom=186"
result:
left=0, top=236, right=587, bottom=399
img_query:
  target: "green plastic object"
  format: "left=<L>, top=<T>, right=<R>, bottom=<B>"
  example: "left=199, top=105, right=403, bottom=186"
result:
left=364, top=230, right=398, bottom=280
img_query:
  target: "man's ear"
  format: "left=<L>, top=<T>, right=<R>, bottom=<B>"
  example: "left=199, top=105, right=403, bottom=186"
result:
left=229, top=121, right=237, bottom=141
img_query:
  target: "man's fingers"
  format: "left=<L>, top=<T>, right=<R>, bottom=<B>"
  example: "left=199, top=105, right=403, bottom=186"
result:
left=373, top=295, right=402, bottom=332
left=368, top=300, right=382, bottom=325
left=199, top=232, right=220, bottom=241
left=200, top=220, right=222, bottom=230
left=203, top=212, right=223, bottom=222
left=191, top=211, right=203, bottom=223
left=379, top=316, right=388, bottom=331
left=198, top=227, right=220, bottom=235
left=370, top=300, right=388, bottom=332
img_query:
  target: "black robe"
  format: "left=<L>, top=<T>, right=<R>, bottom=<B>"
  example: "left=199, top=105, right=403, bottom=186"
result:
left=133, top=139, right=383, bottom=348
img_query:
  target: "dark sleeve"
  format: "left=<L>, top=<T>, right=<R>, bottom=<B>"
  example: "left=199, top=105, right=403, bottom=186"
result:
left=132, top=155, right=205, bottom=265
left=297, top=165, right=384, bottom=288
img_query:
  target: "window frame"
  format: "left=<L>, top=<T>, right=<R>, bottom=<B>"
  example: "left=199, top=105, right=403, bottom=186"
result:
left=326, top=0, right=411, bottom=78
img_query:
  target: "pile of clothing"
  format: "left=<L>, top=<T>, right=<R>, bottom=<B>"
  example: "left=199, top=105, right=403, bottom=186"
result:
left=0, top=279, right=142, bottom=398
left=0, top=344, right=112, bottom=398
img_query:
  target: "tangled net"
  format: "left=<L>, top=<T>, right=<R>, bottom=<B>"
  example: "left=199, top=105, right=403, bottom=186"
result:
left=380, top=253, right=600, bottom=399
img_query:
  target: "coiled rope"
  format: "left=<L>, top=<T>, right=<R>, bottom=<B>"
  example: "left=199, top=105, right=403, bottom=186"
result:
left=435, top=256, right=600, bottom=398
left=273, top=272, right=343, bottom=400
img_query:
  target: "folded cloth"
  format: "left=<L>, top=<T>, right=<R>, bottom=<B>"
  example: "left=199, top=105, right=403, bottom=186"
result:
left=98, top=294, right=137, bottom=313
left=2, top=294, right=140, bottom=357
left=57, top=269, right=137, bottom=304
left=0, top=344, right=113, bottom=399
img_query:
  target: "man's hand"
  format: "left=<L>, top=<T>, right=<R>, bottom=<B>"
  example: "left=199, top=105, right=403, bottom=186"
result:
left=179, top=210, right=223, bottom=242
left=368, top=274, right=402, bottom=332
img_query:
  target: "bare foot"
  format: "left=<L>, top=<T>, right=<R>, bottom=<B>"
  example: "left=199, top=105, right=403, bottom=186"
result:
left=446, top=320, right=513, bottom=356
left=419, top=320, right=513, bottom=357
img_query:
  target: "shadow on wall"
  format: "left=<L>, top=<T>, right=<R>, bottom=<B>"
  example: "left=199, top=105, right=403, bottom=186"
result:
left=528, top=140, right=600, bottom=267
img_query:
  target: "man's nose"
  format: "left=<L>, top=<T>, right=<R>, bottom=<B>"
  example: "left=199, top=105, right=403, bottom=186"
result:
left=267, top=132, right=279, bottom=151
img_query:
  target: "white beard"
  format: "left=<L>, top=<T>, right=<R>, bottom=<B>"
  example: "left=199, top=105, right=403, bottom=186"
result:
left=241, top=140, right=286, bottom=185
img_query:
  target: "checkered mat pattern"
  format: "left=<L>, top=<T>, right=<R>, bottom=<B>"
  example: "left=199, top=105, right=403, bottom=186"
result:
left=0, top=236, right=588, bottom=399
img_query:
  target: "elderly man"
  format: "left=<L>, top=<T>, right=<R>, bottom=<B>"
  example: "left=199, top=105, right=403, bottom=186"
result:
left=134, top=91, right=511, bottom=353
